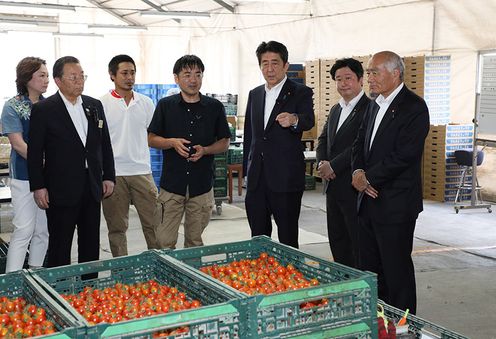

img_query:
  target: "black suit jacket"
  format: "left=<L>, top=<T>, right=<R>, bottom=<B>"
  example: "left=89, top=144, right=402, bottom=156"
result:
left=316, top=93, right=370, bottom=199
left=243, top=78, right=314, bottom=193
left=351, top=85, right=429, bottom=223
left=28, top=92, right=115, bottom=206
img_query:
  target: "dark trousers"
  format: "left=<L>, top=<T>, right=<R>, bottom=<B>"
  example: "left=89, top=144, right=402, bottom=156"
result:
left=245, top=168, right=303, bottom=248
left=358, top=199, right=417, bottom=313
left=326, top=192, right=359, bottom=268
left=45, top=173, right=100, bottom=279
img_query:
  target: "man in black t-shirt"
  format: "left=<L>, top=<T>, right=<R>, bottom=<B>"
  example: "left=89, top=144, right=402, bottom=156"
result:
left=148, top=55, right=231, bottom=249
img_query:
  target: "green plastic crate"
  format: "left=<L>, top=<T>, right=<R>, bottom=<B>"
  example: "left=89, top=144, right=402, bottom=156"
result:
left=284, top=322, right=371, bottom=338
left=0, top=270, right=84, bottom=338
left=164, top=236, right=378, bottom=338
left=214, top=177, right=228, bottom=186
left=214, top=153, right=227, bottom=163
left=214, top=165, right=227, bottom=178
left=30, top=251, right=245, bottom=338
left=305, top=175, right=316, bottom=190
left=214, top=175, right=228, bottom=199
left=380, top=302, right=468, bottom=339
left=227, top=147, right=243, bottom=165
left=224, top=103, right=237, bottom=116
left=214, top=186, right=228, bottom=198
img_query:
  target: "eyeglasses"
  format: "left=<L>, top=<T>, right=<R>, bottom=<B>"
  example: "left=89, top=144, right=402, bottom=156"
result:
left=63, top=75, right=88, bottom=82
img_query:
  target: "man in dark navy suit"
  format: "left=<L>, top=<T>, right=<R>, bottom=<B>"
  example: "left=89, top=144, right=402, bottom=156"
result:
left=28, top=56, right=115, bottom=271
left=352, top=51, right=430, bottom=313
left=316, top=58, right=370, bottom=268
left=243, top=41, right=314, bottom=248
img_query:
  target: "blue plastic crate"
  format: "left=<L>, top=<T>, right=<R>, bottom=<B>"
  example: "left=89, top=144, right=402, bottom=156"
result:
left=149, top=147, right=163, bottom=156
left=153, top=176, right=161, bottom=188
left=157, top=84, right=179, bottom=100
left=150, top=161, right=162, bottom=172
left=134, top=84, right=157, bottom=102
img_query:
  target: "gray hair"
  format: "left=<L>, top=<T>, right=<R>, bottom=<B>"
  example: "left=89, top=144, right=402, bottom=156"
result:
left=381, top=51, right=405, bottom=81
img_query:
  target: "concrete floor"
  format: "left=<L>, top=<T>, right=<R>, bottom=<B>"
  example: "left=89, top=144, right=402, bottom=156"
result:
left=1, top=181, right=495, bottom=338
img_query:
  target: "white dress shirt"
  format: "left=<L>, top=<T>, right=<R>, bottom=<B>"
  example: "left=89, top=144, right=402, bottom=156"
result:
left=100, top=90, right=155, bottom=176
left=59, top=91, right=88, bottom=145
left=337, top=90, right=365, bottom=131
left=369, top=83, right=404, bottom=149
left=264, top=76, right=287, bottom=129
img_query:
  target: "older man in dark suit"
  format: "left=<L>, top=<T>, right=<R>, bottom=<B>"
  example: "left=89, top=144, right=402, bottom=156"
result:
left=316, top=58, right=370, bottom=268
left=28, top=56, right=115, bottom=271
left=243, top=41, right=314, bottom=248
left=351, top=51, right=430, bottom=313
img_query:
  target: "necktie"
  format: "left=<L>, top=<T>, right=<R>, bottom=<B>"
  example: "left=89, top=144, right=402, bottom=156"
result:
left=366, top=102, right=380, bottom=152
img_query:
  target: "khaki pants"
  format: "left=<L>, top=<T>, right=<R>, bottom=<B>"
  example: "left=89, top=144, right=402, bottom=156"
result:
left=156, top=188, right=214, bottom=249
left=102, top=174, right=159, bottom=257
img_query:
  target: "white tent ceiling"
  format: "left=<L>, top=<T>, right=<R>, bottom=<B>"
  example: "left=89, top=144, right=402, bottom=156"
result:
left=1, top=0, right=496, bottom=125
left=0, top=0, right=314, bottom=35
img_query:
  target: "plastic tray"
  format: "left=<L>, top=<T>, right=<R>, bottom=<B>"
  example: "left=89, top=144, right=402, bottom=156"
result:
left=380, top=302, right=468, bottom=339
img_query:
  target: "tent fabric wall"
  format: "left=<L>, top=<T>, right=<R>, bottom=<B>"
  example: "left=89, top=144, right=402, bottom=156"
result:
left=182, top=0, right=496, bottom=128
left=1, top=0, right=496, bottom=198
left=190, top=1, right=434, bottom=116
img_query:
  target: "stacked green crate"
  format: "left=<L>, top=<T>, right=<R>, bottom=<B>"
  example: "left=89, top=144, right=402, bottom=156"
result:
left=214, top=152, right=227, bottom=198
left=227, top=145, right=243, bottom=164
left=305, top=174, right=316, bottom=190
left=229, top=124, right=236, bottom=142
left=206, top=93, right=238, bottom=116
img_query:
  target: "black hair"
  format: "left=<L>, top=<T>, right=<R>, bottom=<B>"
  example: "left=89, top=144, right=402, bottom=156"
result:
left=108, top=54, right=136, bottom=76
left=330, top=58, right=364, bottom=81
left=53, top=56, right=79, bottom=78
left=15, top=57, right=46, bottom=95
left=255, top=41, right=289, bottom=65
left=173, top=55, right=205, bottom=75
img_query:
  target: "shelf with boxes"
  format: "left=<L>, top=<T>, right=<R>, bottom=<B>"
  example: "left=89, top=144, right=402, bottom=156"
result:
left=304, top=54, right=453, bottom=183
left=423, top=124, right=475, bottom=202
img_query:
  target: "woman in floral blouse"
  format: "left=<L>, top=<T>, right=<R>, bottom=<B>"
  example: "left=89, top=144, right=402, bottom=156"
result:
left=1, top=57, right=50, bottom=272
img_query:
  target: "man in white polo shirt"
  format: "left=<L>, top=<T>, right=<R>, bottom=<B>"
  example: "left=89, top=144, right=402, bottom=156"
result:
left=100, top=54, right=159, bottom=257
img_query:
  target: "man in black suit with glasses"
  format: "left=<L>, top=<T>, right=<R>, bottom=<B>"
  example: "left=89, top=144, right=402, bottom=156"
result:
left=28, top=56, right=115, bottom=272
